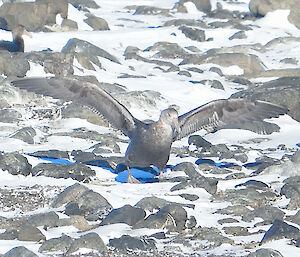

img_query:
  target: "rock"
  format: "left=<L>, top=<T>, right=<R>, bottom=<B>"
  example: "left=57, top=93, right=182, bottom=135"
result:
left=242, top=206, right=285, bottom=223
left=30, top=150, right=70, bottom=160
left=173, top=0, right=211, bottom=13
left=61, top=38, right=120, bottom=64
left=261, top=219, right=300, bottom=244
left=0, top=109, right=22, bottom=123
left=10, top=127, right=36, bottom=144
left=179, top=25, right=205, bottom=42
left=163, top=18, right=207, bottom=28
left=134, top=204, right=187, bottom=232
left=0, top=1, right=68, bottom=31
left=249, top=0, right=300, bottom=29
left=144, top=41, right=189, bottom=59
left=180, top=52, right=264, bottom=76
left=0, top=152, right=32, bottom=176
left=32, top=163, right=96, bottom=182
left=215, top=205, right=250, bottom=217
left=61, top=18, right=78, bottom=31
left=246, top=248, right=284, bottom=257
left=0, top=52, right=30, bottom=77
left=39, top=234, right=74, bottom=253
left=84, top=15, right=110, bottom=30
left=223, top=226, right=250, bottom=236
left=179, top=193, right=199, bottom=201
left=26, top=211, right=59, bottom=228
left=135, top=196, right=172, bottom=211
left=231, top=77, right=300, bottom=122
left=109, top=235, right=156, bottom=251
left=3, top=246, right=38, bottom=257
left=57, top=215, right=92, bottom=231
left=218, top=217, right=240, bottom=225
left=235, top=180, right=269, bottom=189
left=18, top=223, right=46, bottom=242
left=280, top=176, right=300, bottom=210
left=133, top=5, right=170, bottom=17
left=101, top=204, right=146, bottom=226
left=229, top=30, right=247, bottom=40
left=67, top=232, right=107, bottom=254
left=51, top=183, right=89, bottom=208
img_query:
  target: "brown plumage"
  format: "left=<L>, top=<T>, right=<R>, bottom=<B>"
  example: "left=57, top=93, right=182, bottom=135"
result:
left=11, top=77, right=288, bottom=181
left=0, top=25, right=32, bottom=52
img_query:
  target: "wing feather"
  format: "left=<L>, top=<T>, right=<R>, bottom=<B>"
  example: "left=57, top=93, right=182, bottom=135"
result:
left=177, top=99, right=288, bottom=140
left=11, top=77, right=138, bottom=137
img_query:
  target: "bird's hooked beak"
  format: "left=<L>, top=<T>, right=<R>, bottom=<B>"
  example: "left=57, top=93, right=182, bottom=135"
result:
left=173, top=118, right=181, bottom=138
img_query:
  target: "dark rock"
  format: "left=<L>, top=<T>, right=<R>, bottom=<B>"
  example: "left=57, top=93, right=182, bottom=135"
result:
left=134, top=204, right=187, bottom=232
left=163, top=19, right=207, bottom=28
left=188, top=135, right=212, bottom=148
left=179, top=193, right=199, bottom=201
left=0, top=152, right=32, bottom=176
left=18, top=223, right=46, bottom=242
left=0, top=229, right=18, bottom=240
left=0, top=52, right=30, bottom=76
left=191, top=79, right=224, bottom=90
left=218, top=217, right=240, bottom=225
left=133, top=5, right=170, bottom=17
left=209, top=66, right=223, bottom=76
left=101, top=204, right=146, bottom=226
left=180, top=52, right=264, bottom=76
left=145, top=41, right=189, bottom=59
left=242, top=206, right=285, bottom=223
left=10, top=127, right=36, bottom=144
left=229, top=31, right=247, bottom=40
left=179, top=25, right=205, bottom=42
left=280, top=57, right=298, bottom=65
left=173, top=0, right=211, bottom=13
left=109, top=235, right=156, bottom=251
left=0, top=1, right=68, bottom=31
left=235, top=180, right=269, bottom=189
left=30, top=150, right=70, bottom=160
left=3, top=246, right=38, bottom=257
left=32, top=163, right=95, bottom=182
left=39, top=234, right=74, bottom=253
left=178, top=70, right=191, bottom=77
left=261, top=219, right=300, bottom=244
left=61, top=18, right=78, bottom=30
left=0, top=109, right=22, bottom=123
left=51, top=183, right=89, bottom=208
left=61, top=38, right=120, bottom=64
left=150, top=232, right=166, bottom=239
left=280, top=176, right=300, bottom=210
left=67, top=232, right=107, bottom=254
left=135, top=196, right=171, bottom=212
left=26, top=211, right=59, bottom=228
left=84, top=15, right=110, bottom=31
left=231, top=77, right=300, bottom=122
left=186, top=215, right=197, bottom=229
left=246, top=248, right=284, bottom=257
left=223, top=226, right=250, bottom=236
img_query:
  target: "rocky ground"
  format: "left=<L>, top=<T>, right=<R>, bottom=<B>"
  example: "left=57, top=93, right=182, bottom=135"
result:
left=0, top=0, right=300, bottom=256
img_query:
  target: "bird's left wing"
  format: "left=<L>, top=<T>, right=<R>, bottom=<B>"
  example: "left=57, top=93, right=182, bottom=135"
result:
left=11, top=77, right=138, bottom=137
left=176, top=98, right=288, bottom=140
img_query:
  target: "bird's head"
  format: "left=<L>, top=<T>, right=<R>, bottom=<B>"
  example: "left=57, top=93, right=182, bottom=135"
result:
left=12, top=25, right=32, bottom=39
left=160, top=108, right=181, bottom=137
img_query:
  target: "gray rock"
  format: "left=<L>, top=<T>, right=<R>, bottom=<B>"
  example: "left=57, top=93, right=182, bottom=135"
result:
left=144, top=41, right=189, bottom=59
left=163, top=19, right=207, bottom=28
left=0, top=1, right=68, bottom=31
left=18, top=223, right=46, bottom=242
left=218, top=217, right=240, bottom=225
left=133, top=5, right=170, bottom=16
left=134, top=204, right=187, bottom=232
left=261, top=219, right=300, bottom=244
left=32, top=163, right=95, bottom=182
left=246, top=248, right=284, bottom=257
left=84, top=15, right=110, bottom=30
left=3, top=246, right=38, bottom=257
left=61, top=18, right=78, bottom=30
left=56, top=215, right=92, bottom=231
left=26, top=211, right=59, bottom=228
left=231, top=77, right=300, bottom=122
left=173, top=0, right=211, bottom=13
left=39, top=234, right=74, bottom=253
left=179, top=25, right=205, bottom=42
left=61, top=38, right=120, bottom=64
left=67, top=232, right=107, bottom=254
left=229, top=30, right=247, bottom=40
left=223, top=226, right=250, bottom=236
left=101, top=204, right=145, bottom=226
left=0, top=52, right=30, bottom=76
left=179, top=193, right=199, bottom=201
left=30, top=150, right=70, bottom=160
left=235, top=180, right=269, bottom=189
left=242, top=206, right=285, bottom=223
left=0, top=152, right=32, bottom=176
left=0, top=109, right=22, bottom=123
left=180, top=52, right=264, bottom=76
left=280, top=176, right=300, bottom=210
left=135, top=196, right=172, bottom=212
left=291, top=150, right=300, bottom=163
left=10, top=127, right=36, bottom=144
left=109, top=235, right=156, bottom=251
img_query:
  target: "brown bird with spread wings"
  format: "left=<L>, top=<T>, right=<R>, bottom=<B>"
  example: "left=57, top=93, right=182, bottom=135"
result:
left=11, top=77, right=287, bottom=182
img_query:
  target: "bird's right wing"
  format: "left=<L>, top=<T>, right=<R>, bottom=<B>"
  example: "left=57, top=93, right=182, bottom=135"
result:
left=11, top=77, right=138, bottom=137
left=177, top=98, right=288, bottom=140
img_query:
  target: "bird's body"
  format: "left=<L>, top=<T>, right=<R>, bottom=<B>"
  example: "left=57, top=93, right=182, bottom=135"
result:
left=0, top=25, right=32, bottom=52
left=11, top=77, right=288, bottom=180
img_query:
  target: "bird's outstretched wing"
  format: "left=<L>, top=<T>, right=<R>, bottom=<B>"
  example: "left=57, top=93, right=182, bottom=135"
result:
left=177, top=99, right=288, bottom=140
left=11, top=77, right=138, bottom=137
